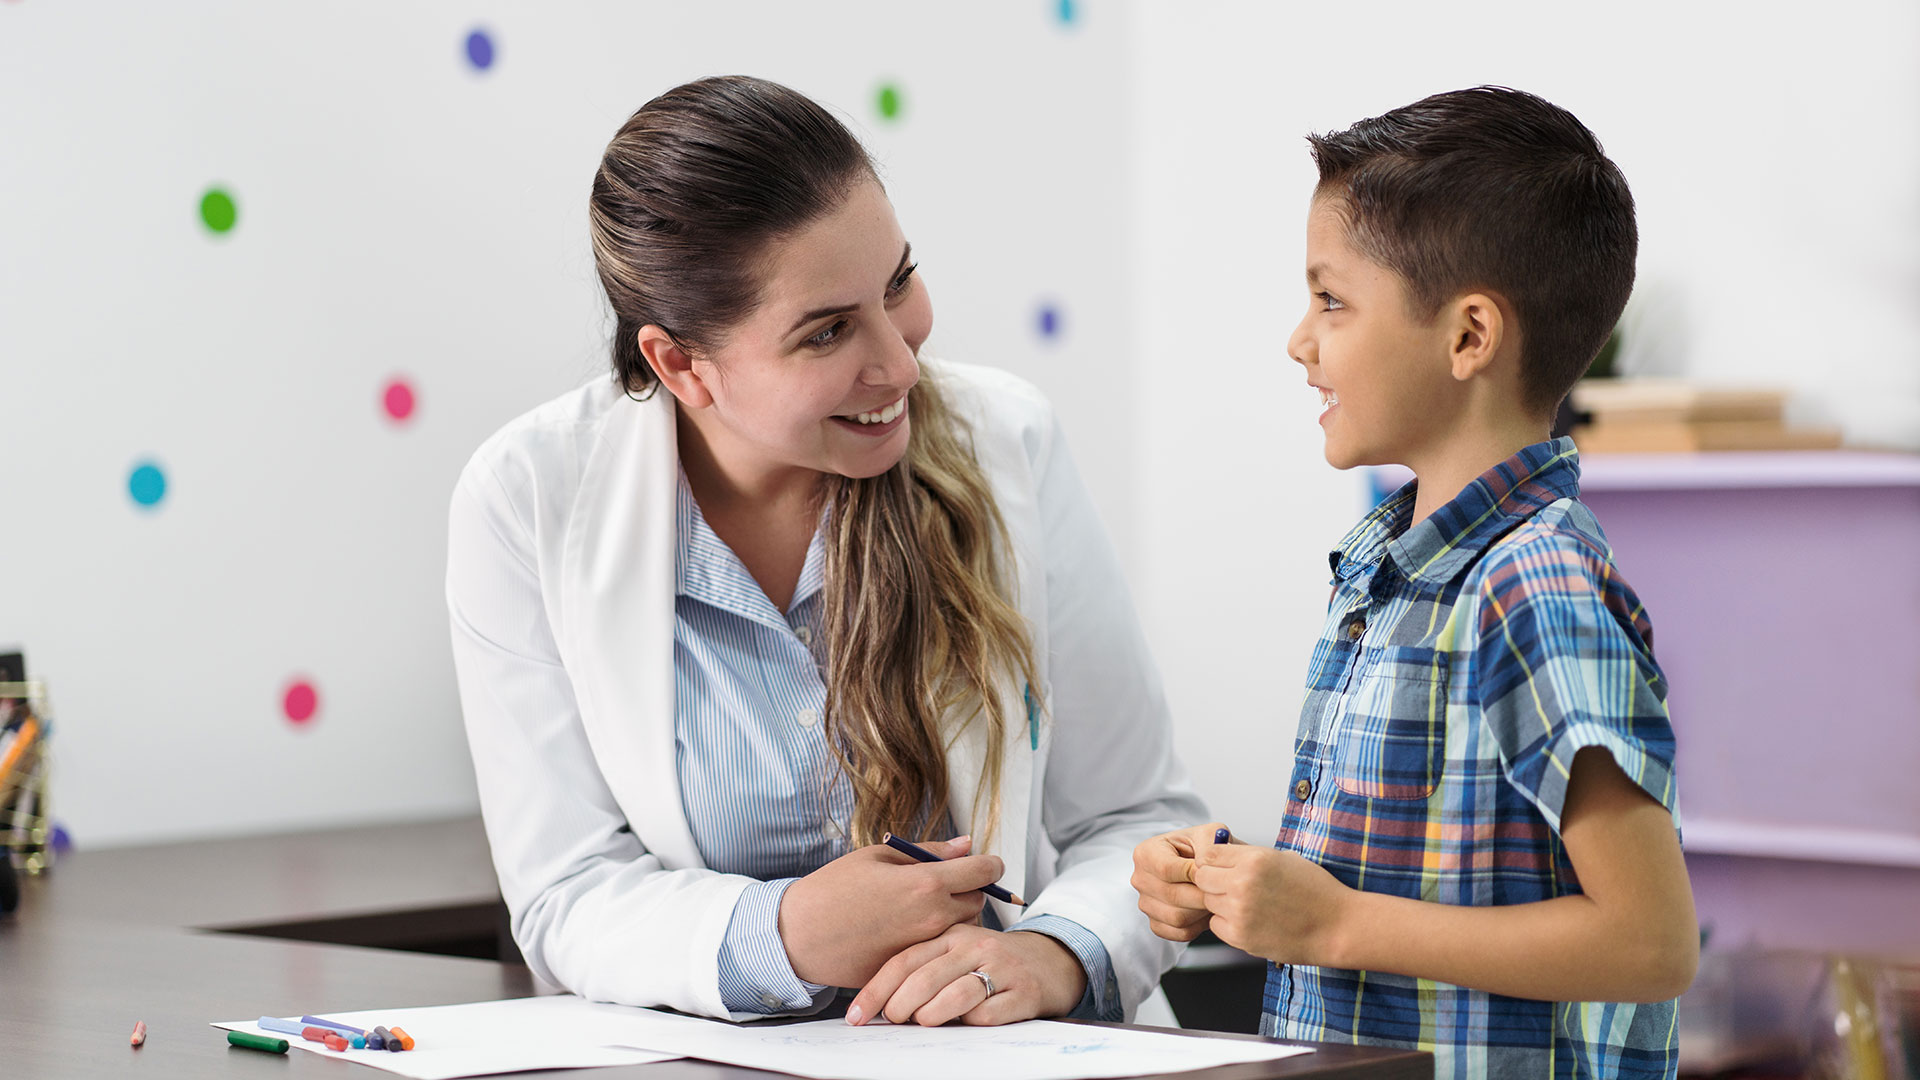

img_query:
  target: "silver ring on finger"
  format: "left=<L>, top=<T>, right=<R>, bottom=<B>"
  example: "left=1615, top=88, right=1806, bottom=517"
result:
left=968, top=969, right=997, bottom=997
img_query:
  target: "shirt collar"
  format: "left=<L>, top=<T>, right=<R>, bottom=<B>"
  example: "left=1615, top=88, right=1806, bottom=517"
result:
left=1331, top=436, right=1583, bottom=592
left=676, top=469, right=828, bottom=623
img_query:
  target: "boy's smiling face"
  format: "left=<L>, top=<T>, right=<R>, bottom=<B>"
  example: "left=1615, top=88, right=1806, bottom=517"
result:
left=1287, top=194, right=1464, bottom=471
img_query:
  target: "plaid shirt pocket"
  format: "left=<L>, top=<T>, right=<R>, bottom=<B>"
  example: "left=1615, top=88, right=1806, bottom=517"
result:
left=1332, top=646, right=1448, bottom=800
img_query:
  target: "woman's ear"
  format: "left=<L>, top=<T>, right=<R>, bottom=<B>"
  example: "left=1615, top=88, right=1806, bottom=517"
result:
left=637, top=326, right=714, bottom=409
left=1446, top=292, right=1508, bottom=382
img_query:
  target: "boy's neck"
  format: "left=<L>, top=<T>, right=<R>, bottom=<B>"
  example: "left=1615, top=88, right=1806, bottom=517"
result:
left=1404, top=413, right=1554, bottom=528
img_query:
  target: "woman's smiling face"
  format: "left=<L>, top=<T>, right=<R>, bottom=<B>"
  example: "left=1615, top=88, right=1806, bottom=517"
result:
left=676, top=178, right=932, bottom=483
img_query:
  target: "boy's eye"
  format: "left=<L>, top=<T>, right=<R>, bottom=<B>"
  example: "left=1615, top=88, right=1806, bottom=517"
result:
left=887, top=263, right=919, bottom=299
left=805, top=319, right=850, bottom=349
left=1316, top=291, right=1344, bottom=312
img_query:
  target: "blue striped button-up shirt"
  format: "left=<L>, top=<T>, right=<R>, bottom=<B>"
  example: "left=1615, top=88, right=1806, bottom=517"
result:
left=672, top=472, right=1119, bottom=1018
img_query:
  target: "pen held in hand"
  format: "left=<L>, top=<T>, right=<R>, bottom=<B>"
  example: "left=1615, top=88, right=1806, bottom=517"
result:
left=881, top=833, right=1026, bottom=906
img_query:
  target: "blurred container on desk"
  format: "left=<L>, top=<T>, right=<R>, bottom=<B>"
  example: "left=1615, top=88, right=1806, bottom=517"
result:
left=1681, top=951, right=1917, bottom=1080
left=1, top=650, right=56, bottom=877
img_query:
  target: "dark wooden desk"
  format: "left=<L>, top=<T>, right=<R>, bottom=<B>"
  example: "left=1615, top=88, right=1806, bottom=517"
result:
left=0, top=818, right=1431, bottom=1080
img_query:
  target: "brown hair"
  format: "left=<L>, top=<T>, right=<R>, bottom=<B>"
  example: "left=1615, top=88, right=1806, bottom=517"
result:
left=1308, top=86, right=1637, bottom=414
left=588, top=76, right=1038, bottom=848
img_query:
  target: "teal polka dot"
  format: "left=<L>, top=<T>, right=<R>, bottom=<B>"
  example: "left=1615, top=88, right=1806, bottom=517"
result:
left=128, top=462, right=167, bottom=508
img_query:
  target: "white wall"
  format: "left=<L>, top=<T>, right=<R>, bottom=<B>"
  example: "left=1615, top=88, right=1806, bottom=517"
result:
left=5, top=1, right=1915, bottom=850
left=0, top=0, right=1139, bottom=847
left=1128, top=0, right=1920, bottom=843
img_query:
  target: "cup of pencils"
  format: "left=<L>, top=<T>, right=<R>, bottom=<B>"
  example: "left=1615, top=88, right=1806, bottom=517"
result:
left=1, top=651, right=55, bottom=880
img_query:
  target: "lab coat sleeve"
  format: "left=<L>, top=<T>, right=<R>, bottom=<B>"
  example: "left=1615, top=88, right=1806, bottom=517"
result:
left=1016, top=414, right=1211, bottom=1019
left=446, top=455, right=763, bottom=1019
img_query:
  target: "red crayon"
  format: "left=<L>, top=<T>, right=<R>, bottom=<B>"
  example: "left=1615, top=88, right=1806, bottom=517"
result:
left=130, top=1021, right=147, bottom=1047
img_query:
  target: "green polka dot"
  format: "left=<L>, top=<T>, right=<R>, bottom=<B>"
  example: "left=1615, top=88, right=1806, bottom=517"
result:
left=876, top=84, right=903, bottom=122
left=200, top=188, right=237, bottom=233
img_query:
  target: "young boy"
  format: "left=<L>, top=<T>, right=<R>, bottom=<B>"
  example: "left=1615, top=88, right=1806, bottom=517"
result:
left=1132, top=88, right=1697, bottom=1078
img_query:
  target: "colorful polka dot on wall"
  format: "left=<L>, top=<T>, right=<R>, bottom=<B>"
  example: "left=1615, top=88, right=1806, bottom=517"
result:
left=1056, top=0, right=1078, bottom=25
left=282, top=679, right=319, bottom=726
left=127, top=461, right=167, bottom=509
left=466, top=28, right=495, bottom=71
left=876, top=82, right=904, bottom=123
left=1036, top=302, right=1064, bottom=342
left=382, top=376, right=417, bottom=424
left=200, top=187, right=237, bottom=234
left=51, top=824, right=72, bottom=855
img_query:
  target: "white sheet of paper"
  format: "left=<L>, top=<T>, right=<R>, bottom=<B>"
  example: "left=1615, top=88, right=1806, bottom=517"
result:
left=213, top=996, right=686, bottom=1080
left=217, top=994, right=1312, bottom=1080
left=610, top=1014, right=1313, bottom=1080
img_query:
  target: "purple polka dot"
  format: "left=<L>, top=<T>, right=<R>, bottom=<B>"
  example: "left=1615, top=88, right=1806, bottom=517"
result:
left=466, top=29, right=495, bottom=71
left=1037, top=303, right=1063, bottom=341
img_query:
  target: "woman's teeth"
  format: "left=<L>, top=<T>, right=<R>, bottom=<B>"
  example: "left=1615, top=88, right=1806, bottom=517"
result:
left=845, top=397, right=906, bottom=425
left=1318, top=388, right=1339, bottom=407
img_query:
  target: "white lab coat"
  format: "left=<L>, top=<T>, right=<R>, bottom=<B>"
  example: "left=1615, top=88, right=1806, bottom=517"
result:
left=447, top=360, right=1205, bottom=1022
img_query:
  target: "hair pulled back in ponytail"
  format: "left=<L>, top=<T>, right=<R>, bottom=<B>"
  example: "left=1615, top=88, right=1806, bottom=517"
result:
left=588, top=76, right=1039, bottom=849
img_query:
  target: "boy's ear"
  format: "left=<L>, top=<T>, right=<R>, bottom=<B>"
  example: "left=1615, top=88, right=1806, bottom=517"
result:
left=637, top=326, right=714, bottom=409
left=1445, top=292, right=1508, bottom=382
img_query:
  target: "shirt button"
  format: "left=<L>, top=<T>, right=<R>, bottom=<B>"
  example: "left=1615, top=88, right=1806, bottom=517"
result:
left=797, top=709, right=818, bottom=728
left=822, top=820, right=843, bottom=841
left=1346, top=620, right=1366, bottom=642
left=1294, top=778, right=1312, bottom=801
left=795, top=625, right=812, bottom=645
left=760, top=991, right=784, bottom=1010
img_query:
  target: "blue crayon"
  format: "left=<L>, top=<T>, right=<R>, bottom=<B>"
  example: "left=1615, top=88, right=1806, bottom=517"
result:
left=301, top=1015, right=366, bottom=1036
left=364, top=1029, right=387, bottom=1050
left=257, top=1016, right=305, bottom=1036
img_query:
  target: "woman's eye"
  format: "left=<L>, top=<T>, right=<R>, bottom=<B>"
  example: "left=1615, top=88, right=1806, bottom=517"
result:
left=1316, top=291, right=1343, bottom=312
left=806, top=319, right=849, bottom=349
left=887, top=263, right=919, bottom=298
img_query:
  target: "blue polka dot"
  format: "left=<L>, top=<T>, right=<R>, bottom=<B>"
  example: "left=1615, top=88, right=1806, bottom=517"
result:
left=128, top=462, right=167, bottom=508
left=51, top=824, right=72, bottom=855
left=465, top=28, right=495, bottom=71
left=1056, top=0, right=1077, bottom=24
left=1036, top=303, right=1063, bottom=341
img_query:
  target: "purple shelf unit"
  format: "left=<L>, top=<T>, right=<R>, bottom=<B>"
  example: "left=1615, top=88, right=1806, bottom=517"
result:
left=1373, top=451, right=1920, bottom=958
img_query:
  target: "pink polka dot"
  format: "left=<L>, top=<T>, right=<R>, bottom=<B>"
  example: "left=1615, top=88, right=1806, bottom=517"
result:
left=382, top=378, right=416, bottom=422
left=283, top=680, right=319, bottom=725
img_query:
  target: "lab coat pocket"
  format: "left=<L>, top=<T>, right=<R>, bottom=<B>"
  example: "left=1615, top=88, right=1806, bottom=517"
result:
left=1331, top=646, right=1448, bottom=800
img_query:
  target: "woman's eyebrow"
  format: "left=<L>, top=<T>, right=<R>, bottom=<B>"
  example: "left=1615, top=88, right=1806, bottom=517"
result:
left=784, top=242, right=914, bottom=336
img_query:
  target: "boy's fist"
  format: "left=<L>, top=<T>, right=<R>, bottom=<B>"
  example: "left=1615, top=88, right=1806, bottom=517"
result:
left=1129, top=823, right=1233, bottom=942
left=1190, top=844, right=1354, bottom=967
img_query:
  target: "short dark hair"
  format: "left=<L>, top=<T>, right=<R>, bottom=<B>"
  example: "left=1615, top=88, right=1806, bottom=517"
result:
left=1308, top=86, right=1636, bottom=414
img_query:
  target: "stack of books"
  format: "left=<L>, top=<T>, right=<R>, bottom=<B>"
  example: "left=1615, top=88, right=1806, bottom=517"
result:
left=1568, top=378, right=1842, bottom=453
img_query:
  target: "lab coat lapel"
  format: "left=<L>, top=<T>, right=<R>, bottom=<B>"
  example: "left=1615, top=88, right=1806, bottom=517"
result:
left=562, top=388, right=703, bottom=870
left=949, top=426, right=1047, bottom=927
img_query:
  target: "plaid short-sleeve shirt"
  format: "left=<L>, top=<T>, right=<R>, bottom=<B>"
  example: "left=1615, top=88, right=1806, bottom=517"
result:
left=1265, top=438, right=1683, bottom=1080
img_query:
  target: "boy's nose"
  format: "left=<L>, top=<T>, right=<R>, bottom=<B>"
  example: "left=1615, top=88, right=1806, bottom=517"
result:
left=1286, top=316, right=1314, bottom=367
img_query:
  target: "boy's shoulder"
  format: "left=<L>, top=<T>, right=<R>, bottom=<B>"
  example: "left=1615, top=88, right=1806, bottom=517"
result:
left=1462, top=494, right=1654, bottom=649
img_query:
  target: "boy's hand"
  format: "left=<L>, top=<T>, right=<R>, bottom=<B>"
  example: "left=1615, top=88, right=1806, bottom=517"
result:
left=1190, top=844, right=1355, bottom=967
left=1130, top=823, right=1232, bottom=941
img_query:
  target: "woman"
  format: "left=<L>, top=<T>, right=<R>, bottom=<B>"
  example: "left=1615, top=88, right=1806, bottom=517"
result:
left=447, top=76, right=1202, bottom=1027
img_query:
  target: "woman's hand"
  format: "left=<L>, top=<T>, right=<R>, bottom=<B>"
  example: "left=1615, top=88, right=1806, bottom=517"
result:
left=1189, top=843, right=1354, bottom=967
left=1130, top=822, right=1233, bottom=942
left=846, top=923, right=1087, bottom=1027
left=779, top=837, right=1004, bottom=988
